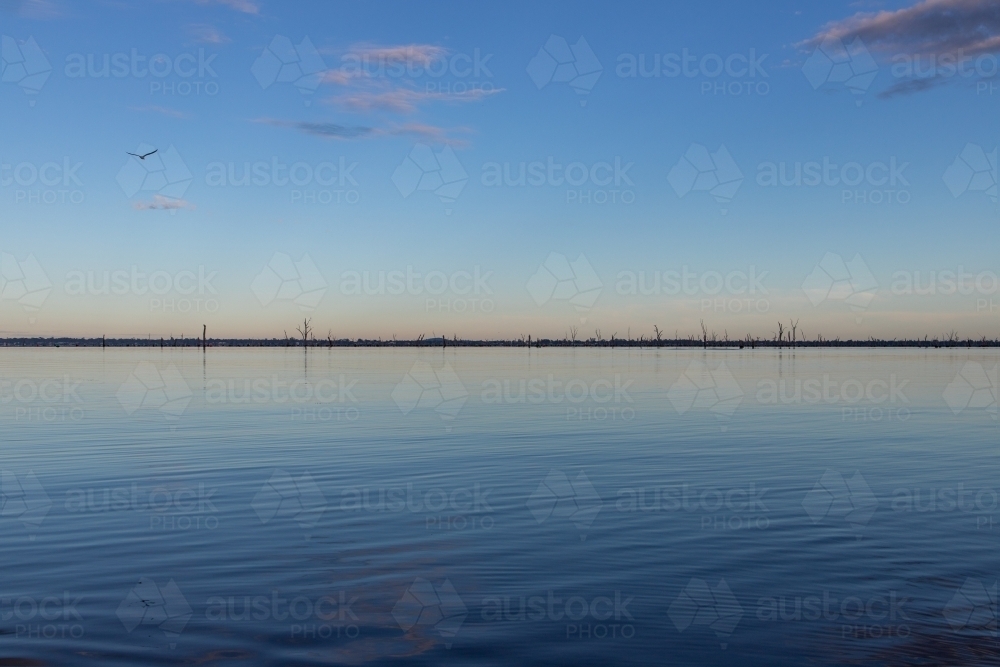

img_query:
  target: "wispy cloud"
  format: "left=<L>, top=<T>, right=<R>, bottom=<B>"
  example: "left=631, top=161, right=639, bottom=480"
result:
left=256, top=118, right=467, bottom=145
left=319, top=69, right=360, bottom=86
left=309, top=42, right=503, bottom=122
left=255, top=118, right=374, bottom=138
left=384, top=122, right=469, bottom=145
left=314, top=44, right=452, bottom=86
left=337, top=43, right=450, bottom=68
left=877, top=75, right=951, bottom=98
left=133, top=195, right=195, bottom=211
left=803, top=0, right=1000, bottom=56
left=193, top=0, right=259, bottom=14
left=256, top=41, right=492, bottom=145
left=332, top=86, right=503, bottom=114
left=129, top=105, right=192, bottom=119
left=188, top=23, right=230, bottom=44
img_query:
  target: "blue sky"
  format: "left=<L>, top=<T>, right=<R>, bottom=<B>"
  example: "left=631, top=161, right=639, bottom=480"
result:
left=0, top=0, right=997, bottom=340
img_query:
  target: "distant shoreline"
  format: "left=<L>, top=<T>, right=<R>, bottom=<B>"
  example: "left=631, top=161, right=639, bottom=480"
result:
left=3, top=337, right=999, bottom=349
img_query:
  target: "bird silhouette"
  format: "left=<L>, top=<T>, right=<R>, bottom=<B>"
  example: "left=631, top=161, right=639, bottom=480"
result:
left=126, top=149, right=158, bottom=160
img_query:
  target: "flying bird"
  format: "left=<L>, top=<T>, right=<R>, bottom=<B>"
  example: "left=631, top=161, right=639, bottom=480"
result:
left=127, top=149, right=158, bottom=160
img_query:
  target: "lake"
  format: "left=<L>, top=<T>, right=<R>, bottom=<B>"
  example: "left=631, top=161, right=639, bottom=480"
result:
left=1, top=347, right=997, bottom=665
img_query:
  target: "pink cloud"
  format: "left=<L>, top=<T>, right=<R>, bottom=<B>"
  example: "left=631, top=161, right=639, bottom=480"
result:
left=803, top=0, right=1000, bottom=56
left=319, top=69, right=359, bottom=86
left=256, top=117, right=468, bottom=146
left=133, top=195, right=195, bottom=211
left=383, top=122, right=470, bottom=146
left=332, top=86, right=502, bottom=114
left=344, top=44, right=449, bottom=67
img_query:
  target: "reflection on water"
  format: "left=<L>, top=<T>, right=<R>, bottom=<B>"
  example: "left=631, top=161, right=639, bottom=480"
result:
left=1, top=348, right=996, bottom=666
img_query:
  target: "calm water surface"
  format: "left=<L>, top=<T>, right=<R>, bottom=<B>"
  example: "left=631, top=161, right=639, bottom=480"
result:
left=1, top=348, right=997, bottom=665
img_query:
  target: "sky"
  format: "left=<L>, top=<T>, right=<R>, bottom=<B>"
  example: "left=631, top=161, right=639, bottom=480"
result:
left=0, top=0, right=997, bottom=340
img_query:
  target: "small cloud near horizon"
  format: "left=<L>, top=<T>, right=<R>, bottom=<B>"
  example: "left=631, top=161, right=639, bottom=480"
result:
left=133, top=195, right=195, bottom=211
